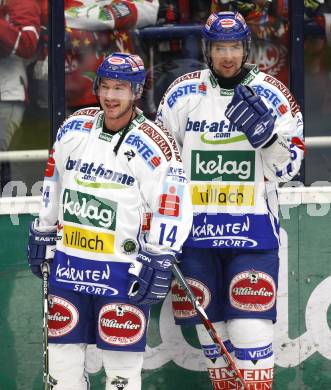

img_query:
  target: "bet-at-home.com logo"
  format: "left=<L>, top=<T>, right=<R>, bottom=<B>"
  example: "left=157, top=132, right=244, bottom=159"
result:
left=63, top=189, right=117, bottom=230
left=191, top=150, right=255, bottom=181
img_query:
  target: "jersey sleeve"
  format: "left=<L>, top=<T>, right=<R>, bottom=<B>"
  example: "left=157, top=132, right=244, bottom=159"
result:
left=156, top=73, right=202, bottom=149
left=39, top=108, right=97, bottom=227
left=65, top=0, right=158, bottom=31
left=38, top=146, right=61, bottom=227
left=133, top=122, right=192, bottom=254
left=156, top=93, right=183, bottom=149
left=253, top=76, right=305, bottom=182
left=0, top=0, right=40, bottom=58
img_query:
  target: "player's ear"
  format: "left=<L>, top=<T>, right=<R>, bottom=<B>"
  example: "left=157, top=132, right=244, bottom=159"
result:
left=135, top=85, right=144, bottom=100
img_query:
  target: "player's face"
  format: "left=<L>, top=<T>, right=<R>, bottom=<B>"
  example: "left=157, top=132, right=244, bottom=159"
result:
left=210, top=41, right=244, bottom=78
left=98, top=79, right=134, bottom=123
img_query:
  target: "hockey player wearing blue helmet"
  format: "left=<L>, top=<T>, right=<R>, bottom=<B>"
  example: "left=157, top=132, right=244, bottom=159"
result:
left=157, top=11, right=305, bottom=389
left=27, top=52, right=192, bottom=389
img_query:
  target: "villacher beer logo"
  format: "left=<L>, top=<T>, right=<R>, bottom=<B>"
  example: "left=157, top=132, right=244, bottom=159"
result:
left=48, top=295, right=79, bottom=337
left=230, top=270, right=276, bottom=312
left=171, top=279, right=211, bottom=318
left=98, top=303, right=146, bottom=346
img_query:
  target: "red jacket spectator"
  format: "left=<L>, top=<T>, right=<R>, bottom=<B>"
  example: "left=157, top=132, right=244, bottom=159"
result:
left=63, top=0, right=158, bottom=109
left=0, top=0, right=40, bottom=59
left=0, top=0, right=41, bottom=192
left=0, top=0, right=41, bottom=101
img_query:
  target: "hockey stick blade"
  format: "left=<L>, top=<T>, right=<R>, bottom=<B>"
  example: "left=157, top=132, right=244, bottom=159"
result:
left=172, top=263, right=248, bottom=390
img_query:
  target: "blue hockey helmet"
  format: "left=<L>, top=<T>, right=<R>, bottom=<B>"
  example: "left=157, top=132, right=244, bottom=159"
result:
left=93, top=52, right=146, bottom=97
left=202, top=11, right=251, bottom=67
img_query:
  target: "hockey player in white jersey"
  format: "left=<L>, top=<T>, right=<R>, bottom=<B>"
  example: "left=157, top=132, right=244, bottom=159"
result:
left=157, top=11, right=305, bottom=390
left=27, top=52, right=192, bottom=390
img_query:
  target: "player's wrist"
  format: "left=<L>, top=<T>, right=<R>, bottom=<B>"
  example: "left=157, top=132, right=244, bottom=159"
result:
left=262, top=134, right=278, bottom=148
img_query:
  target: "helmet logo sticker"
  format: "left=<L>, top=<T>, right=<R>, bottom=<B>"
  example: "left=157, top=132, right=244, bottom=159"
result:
left=220, top=19, right=236, bottom=28
left=108, top=57, right=126, bottom=65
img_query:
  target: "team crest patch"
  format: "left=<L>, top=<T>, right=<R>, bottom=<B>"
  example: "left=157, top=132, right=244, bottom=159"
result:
left=171, top=278, right=211, bottom=318
left=121, top=239, right=138, bottom=255
left=230, top=270, right=276, bottom=312
left=48, top=295, right=79, bottom=337
left=110, top=376, right=129, bottom=390
left=98, top=303, right=146, bottom=346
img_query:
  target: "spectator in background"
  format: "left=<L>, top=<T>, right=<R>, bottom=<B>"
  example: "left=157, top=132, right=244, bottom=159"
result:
left=63, top=0, right=159, bottom=113
left=0, top=0, right=41, bottom=192
left=30, top=0, right=159, bottom=114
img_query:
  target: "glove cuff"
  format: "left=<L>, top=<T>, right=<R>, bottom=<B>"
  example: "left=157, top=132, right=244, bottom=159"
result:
left=262, top=134, right=278, bottom=149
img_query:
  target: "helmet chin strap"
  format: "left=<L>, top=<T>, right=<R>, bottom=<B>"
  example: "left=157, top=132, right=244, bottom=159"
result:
left=113, top=108, right=136, bottom=155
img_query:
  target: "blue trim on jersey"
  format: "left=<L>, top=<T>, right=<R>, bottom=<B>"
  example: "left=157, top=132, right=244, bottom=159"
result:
left=234, top=343, right=273, bottom=361
left=202, top=340, right=234, bottom=360
left=50, top=250, right=131, bottom=298
left=185, top=213, right=279, bottom=249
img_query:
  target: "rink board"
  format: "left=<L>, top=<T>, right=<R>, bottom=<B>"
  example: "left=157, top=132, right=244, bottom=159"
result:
left=0, top=188, right=331, bottom=389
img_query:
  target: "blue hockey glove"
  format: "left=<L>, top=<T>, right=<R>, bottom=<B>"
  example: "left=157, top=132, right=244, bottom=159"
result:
left=127, top=249, right=176, bottom=305
left=27, top=218, right=57, bottom=278
left=225, top=84, right=276, bottom=149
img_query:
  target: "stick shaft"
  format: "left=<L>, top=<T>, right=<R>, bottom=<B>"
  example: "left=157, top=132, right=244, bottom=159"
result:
left=42, top=263, right=57, bottom=389
left=172, top=263, right=247, bottom=390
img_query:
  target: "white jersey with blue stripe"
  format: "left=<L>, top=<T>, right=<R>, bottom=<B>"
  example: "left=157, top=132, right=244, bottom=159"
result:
left=156, top=65, right=304, bottom=250
left=38, top=107, right=193, bottom=297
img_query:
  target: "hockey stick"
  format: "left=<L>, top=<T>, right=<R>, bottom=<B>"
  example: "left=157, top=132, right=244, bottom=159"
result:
left=172, top=263, right=248, bottom=390
left=41, top=262, right=57, bottom=389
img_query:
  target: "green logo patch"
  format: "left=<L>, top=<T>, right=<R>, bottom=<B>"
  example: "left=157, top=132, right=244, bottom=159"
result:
left=121, top=239, right=138, bottom=255
left=191, top=150, right=255, bottom=181
left=63, top=189, right=117, bottom=230
left=99, top=132, right=113, bottom=142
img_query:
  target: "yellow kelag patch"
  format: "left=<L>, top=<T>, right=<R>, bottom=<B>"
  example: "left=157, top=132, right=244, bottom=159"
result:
left=63, top=225, right=114, bottom=254
left=191, top=184, right=255, bottom=206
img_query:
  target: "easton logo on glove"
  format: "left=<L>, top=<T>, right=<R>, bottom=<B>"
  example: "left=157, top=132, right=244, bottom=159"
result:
left=225, top=84, right=276, bottom=149
left=127, top=250, right=176, bottom=305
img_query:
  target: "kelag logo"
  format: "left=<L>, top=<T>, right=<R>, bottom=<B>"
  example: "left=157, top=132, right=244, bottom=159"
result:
left=63, top=189, right=117, bottom=230
left=191, top=150, right=255, bottom=181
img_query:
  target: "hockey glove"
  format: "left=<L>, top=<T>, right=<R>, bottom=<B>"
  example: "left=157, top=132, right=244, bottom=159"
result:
left=262, top=136, right=306, bottom=182
left=225, top=84, right=276, bottom=149
left=127, top=249, right=175, bottom=305
left=27, top=218, right=57, bottom=278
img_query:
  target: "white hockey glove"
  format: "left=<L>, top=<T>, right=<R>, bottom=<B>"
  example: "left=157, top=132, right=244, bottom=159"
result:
left=261, top=135, right=306, bottom=182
